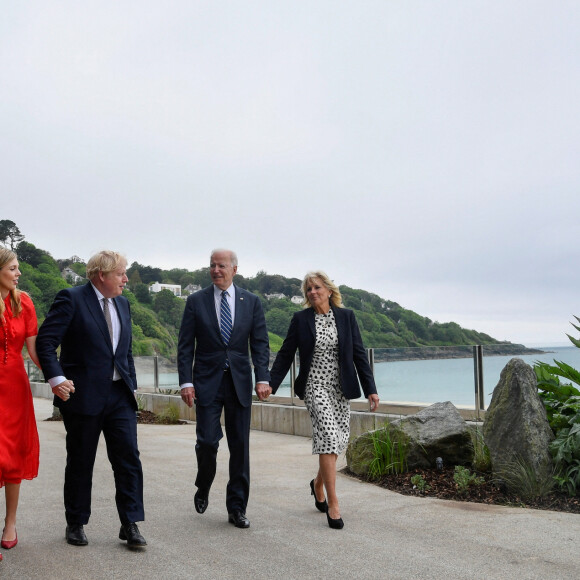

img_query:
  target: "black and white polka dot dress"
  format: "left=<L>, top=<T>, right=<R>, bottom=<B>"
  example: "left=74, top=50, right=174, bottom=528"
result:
left=303, top=310, right=350, bottom=455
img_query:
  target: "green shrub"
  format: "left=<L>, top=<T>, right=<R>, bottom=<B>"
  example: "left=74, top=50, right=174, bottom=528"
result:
left=534, top=315, right=580, bottom=496
left=410, top=474, right=431, bottom=492
left=453, top=466, right=484, bottom=494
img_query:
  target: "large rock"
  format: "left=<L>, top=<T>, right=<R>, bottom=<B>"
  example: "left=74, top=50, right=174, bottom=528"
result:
left=346, top=401, right=473, bottom=475
left=483, top=358, right=554, bottom=485
left=391, top=401, right=473, bottom=469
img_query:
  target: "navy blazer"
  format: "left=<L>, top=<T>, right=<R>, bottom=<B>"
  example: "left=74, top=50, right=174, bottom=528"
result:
left=270, top=306, right=377, bottom=400
left=36, top=283, right=137, bottom=415
left=177, top=284, right=270, bottom=408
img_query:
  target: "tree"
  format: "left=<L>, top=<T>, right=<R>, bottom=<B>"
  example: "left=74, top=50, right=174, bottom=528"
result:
left=0, top=220, right=25, bottom=250
left=265, top=308, right=293, bottom=337
left=134, top=283, right=152, bottom=304
left=17, top=241, right=54, bottom=268
left=128, top=269, right=142, bottom=290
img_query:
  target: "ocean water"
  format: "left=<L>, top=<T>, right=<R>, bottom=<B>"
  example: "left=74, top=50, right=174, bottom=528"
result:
left=368, top=346, right=580, bottom=408
left=137, top=346, right=580, bottom=409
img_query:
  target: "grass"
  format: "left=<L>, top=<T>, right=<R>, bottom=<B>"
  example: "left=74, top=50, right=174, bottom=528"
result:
left=471, top=427, right=491, bottom=472
left=156, top=402, right=181, bottom=424
left=494, top=455, right=556, bottom=500
left=367, top=423, right=409, bottom=480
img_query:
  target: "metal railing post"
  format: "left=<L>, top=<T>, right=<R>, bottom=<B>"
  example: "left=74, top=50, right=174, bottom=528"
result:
left=153, top=356, right=159, bottom=393
left=367, top=348, right=375, bottom=376
left=472, top=345, right=484, bottom=419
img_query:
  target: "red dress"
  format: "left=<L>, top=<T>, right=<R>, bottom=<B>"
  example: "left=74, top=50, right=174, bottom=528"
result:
left=0, top=293, right=39, bottom=487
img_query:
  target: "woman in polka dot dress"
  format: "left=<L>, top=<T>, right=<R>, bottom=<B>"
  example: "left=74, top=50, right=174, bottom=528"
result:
left=270, top=271, right=379, bottom=529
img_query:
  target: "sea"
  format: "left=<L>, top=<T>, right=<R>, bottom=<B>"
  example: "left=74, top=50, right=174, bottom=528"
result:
left=141, top=346, right=580, bottom=410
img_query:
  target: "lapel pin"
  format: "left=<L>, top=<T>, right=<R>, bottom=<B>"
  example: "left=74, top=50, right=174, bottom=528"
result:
left=240, top=297, right=244, bottom=300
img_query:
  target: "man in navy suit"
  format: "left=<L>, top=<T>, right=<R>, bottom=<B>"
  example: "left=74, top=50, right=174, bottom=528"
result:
left=36, top=251, right=146, bottom=549
left=178, top=249, right=271, bottom=528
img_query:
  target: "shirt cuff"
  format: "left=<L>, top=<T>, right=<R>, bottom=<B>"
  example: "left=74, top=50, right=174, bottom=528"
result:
left=180, top=383, right=194, bottom=390
left=48, top=376, right=67, bottom=388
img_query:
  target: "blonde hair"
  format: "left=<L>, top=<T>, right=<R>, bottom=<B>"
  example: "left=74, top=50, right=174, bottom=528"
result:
left=301, top=270, right=343, bottom=309
left=0, top=248, right=23, bottom=319
left=85, top=251, right=127, bottom=281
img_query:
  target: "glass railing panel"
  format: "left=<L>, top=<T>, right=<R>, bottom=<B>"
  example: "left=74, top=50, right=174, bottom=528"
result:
left=133, top=356, right=180, bottom=393
left=367, top=345, right=476, bottom=407
left=481, top=343, right=580, bottom=406
left=270, top=369, right=293, bottom=398
left=25, top=359, right=44, bottom=382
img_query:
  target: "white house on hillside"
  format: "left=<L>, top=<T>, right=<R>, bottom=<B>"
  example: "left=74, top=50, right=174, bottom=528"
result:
left=62, top=267, right=84, bottom=284
left=149, top=282, right=181, bottom=297
left=183, top=283, right=202, bottom=295
left=290, top=295, right=303, bottom=304
left=265, top=293, right=286, bottom=300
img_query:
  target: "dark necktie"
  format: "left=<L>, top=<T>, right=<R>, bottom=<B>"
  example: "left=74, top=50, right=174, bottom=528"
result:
left=102, top=298, right=114, bottom=344
left=220, top=291, right=232, bottom=344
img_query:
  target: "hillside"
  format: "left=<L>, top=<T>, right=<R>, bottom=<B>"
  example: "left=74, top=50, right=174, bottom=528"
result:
left=5, top=227, right=517, bottom=362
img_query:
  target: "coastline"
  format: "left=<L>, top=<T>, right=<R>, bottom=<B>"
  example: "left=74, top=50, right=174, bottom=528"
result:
left=373, top=344, right=546, bottom=363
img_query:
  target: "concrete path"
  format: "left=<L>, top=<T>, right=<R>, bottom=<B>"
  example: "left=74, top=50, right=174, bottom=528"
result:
left=1, top=397, right=579, bottom=579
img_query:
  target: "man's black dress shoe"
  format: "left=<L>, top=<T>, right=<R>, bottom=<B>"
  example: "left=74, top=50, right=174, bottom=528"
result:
left=119, top=523, right=147, bottom=548
left=228, top=510, right=250, bottom=529
left=194, top=490, right=209, bottom=514
left=66, top=525, right=88, bottom=546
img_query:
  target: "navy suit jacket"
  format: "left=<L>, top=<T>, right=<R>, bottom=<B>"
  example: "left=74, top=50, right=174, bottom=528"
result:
left=36, top=283, right=137, bottom=415
left=270, top=306, right=377, bottom=400
left=177, top=284, right=270, bottom=408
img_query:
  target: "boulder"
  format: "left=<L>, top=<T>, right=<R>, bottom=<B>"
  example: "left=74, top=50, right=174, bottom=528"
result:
left=483, top=358, right=554, bottom=485
left=346, top=401, right=473, bottom=476
left=391, top=401, right=473, bottom=469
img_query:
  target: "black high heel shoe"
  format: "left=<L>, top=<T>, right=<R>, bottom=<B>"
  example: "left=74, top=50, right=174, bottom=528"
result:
left=310, top=479, right=328, bottom=513
left=326, top=507, right=344, bottom=530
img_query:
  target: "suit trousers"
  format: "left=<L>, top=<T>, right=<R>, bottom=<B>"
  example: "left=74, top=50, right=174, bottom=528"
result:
left=194, top=370, right=251, bottom=513
left=61, top=380, right=144, bottom=525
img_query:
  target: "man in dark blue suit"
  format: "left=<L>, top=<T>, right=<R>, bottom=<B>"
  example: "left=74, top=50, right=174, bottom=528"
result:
left=178, top=249, right=271, bottom=529
left=36, top=251, right=146, bottom=549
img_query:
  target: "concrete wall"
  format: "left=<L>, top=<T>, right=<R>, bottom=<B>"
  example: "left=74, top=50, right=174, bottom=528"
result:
left=30, top=382, right=484, bottom=438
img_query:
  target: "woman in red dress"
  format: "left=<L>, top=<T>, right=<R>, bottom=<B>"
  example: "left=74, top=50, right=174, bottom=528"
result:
left=0, top=248, right=40, bottom=555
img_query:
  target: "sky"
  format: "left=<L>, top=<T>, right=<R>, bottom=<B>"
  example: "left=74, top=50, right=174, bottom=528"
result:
left=2, top=1, right=579, bottom=347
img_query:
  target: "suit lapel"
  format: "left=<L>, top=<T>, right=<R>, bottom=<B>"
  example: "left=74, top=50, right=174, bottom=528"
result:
left=231, top=285, right=245, bottom=343
left=112, top=297, right=125, bottom=347
left=83, top=283, right=113, bottom=351
left=203, top=286, right=221, bottom=340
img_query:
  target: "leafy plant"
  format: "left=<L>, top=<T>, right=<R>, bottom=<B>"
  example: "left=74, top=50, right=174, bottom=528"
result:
left=554, top=459, right=580, bottom=496
left=367, top=423, right=409, bottom=479
left=533, top=316, right=580, bottom=496
left=453, top=466, right=484, bottom=494
left=410, top=474, right=431, bottom=492
left=158, top=388, right=181, bottom=395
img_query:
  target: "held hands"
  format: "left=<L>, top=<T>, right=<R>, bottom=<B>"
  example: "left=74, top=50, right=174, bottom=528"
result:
left=368, top=394, right=379, bottom=412
left=52, top=379, right=75, bottom=402
left=181, top=386, right=195, bottom=408
left=255, top=383, right=272, bottom=401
